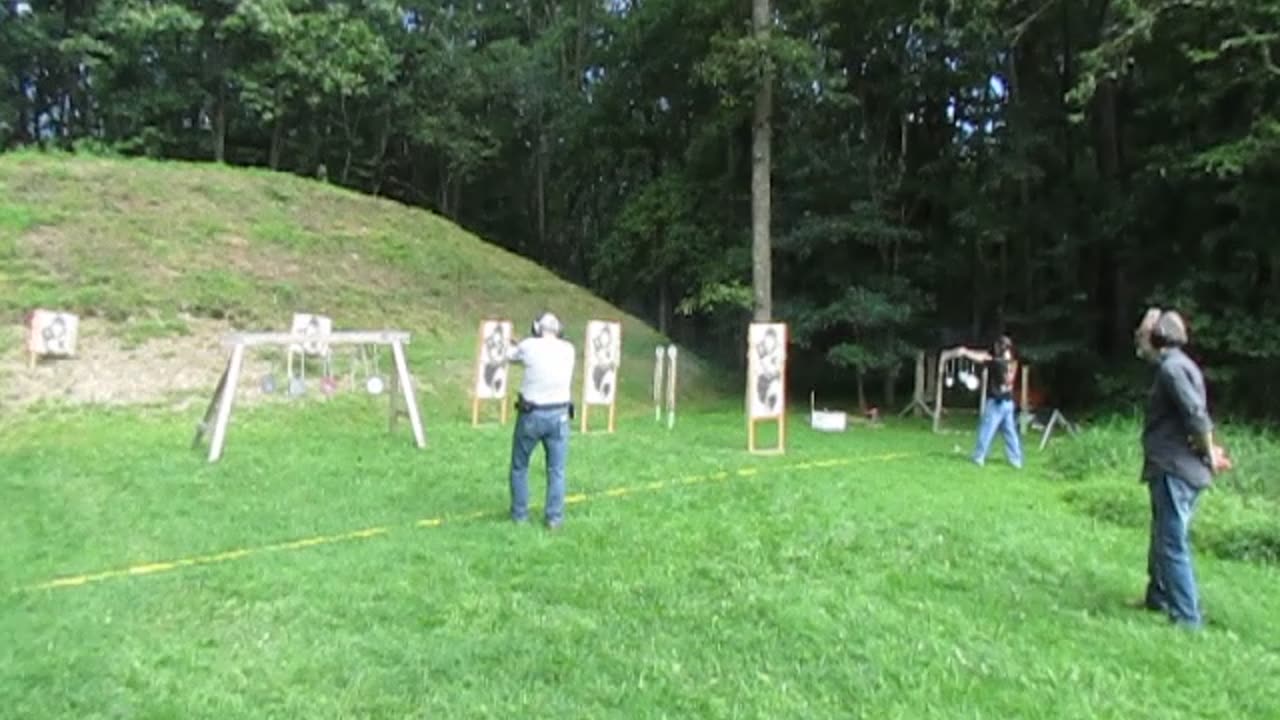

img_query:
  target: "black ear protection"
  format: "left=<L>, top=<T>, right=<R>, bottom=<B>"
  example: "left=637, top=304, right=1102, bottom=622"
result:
left=1149, top=309, right=1187, bottom=349
left=1149, top=323, right=1171, bottom=348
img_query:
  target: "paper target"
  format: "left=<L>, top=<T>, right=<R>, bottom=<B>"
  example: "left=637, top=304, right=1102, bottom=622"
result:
left=747, top=323, right=787, bottom=419
left=583, top=320, right=621, bottom=405
left=289, top=313, right=332, bottom=356
left=474, top=320, right=513, bottom=400
left=28, top=310, right=79, bottom=357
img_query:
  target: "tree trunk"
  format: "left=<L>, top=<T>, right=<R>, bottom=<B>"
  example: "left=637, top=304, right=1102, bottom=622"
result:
left=212, top=87, right=227, bottom=163
left=856, top=370, right=866, bottom=412
left=1094, top=77, right=1127, bottom=355
left=657, top=277, right=670, bottom=336
left=536, top=131, right=548, bottom=252
left=269, top=116, right=284, bottom=170
left=750, top=0, right=773, bottom=322
left=882, top=363, right=897, bottom=409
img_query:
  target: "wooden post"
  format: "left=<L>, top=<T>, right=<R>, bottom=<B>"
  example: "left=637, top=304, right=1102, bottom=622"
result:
left=665, top=346, right=678, bottom=430
left=653, top=346, right=665, bottom=422
left=208, top=343, right=246, bottom=462
left=979, top=366, right=988, bottom=417
left=391, top=340, right=426, bottom=448
left=388, top=360, right=401, bottom=431
left=899, top=351, right=934, bottom=418
left=932, top=353, right=947, bottom=433
left=1019, top=364, right=1031, bottom=434
left=471, top=320, right=485, bottom=426
left=192, top=364, right=230, bottom=449
left=580, top=347, right=591, bottom=432
left=924, top=351, right=936, bottom=398
left=1018, top=363, right=1029, bottom=409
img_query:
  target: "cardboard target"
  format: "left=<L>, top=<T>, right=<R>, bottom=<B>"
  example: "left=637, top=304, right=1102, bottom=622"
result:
left=289, top=313, right=332, bottom=356
left=583, top=320, right=621, bottom=406
left=747, top=323, right=787, bottom=420
left=27, top=309, right=79, bottom=357
left=473, top=320, right=513, bottom=400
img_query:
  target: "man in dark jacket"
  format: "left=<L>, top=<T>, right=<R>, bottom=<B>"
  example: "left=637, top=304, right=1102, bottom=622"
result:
left=1133, top=308, right=1231, bottom=628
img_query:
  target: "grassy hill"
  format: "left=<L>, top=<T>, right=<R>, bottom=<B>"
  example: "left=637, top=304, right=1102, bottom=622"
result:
left=0, top=151, right=724, bottom=413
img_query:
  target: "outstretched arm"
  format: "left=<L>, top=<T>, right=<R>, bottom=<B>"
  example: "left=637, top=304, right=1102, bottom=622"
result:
left=955, top=347, right=992, bottom=363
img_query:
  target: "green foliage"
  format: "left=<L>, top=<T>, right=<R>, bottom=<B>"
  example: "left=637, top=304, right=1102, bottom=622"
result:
left=1050, top=416, right=1280, bottom=565
left=676, top=280, right=753, bottom=317
left=4, top=0, right=1280, bottom=418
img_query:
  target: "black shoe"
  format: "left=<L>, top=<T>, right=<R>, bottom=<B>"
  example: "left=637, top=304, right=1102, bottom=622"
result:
left=1127, top=598, right=1164, bottom=613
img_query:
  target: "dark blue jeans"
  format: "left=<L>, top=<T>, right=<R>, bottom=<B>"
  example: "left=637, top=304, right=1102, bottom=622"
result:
left=509, top=407, right=570, bottom=526
left=1145, top=473, right=1203, bottom=628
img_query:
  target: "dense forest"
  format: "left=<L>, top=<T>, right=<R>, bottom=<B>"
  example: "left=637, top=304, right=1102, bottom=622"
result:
left=3, top=0, right=1278, bottom=417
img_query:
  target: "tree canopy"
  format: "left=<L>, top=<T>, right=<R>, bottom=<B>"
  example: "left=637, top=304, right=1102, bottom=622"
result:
left=4, top=0, right=1278, bottom=417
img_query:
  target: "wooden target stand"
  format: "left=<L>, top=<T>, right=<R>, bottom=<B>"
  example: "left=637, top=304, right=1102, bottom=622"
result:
left=580, top=323, right=622, bottom=434
left=192, top=330, right=426, bottom=463
left=471, top=393, right=509, bottom=426
left=579, top=391, right=617, bottom=434
left=471, top=320, right=511, bottom=427
left=748, top=413, right=786, bottom=454
left=900, top=349, right=1033, bottom=434
left=746, top=323, right=787, bottom=455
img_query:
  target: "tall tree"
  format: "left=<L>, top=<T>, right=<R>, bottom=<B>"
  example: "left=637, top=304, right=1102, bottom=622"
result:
left=750, top=0, right=772, bottom=321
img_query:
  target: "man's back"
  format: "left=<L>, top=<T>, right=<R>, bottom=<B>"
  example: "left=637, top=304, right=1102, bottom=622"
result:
left=513, top=335, right=575, bottom=405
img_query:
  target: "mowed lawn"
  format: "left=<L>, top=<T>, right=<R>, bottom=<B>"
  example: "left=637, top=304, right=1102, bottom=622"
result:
left=2, top=402, right=1278, bottom=719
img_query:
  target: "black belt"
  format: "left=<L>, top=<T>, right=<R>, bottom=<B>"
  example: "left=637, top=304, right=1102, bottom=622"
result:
left=525, top=402, right=570, bottom=411
left=516, top=396, right=571, bottom=412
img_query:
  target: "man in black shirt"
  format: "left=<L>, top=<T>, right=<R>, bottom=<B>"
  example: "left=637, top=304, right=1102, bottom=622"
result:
left=958, top=336, right=1023, bottom=468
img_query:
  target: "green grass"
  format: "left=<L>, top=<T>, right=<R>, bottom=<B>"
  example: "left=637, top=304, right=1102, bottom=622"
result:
left=1046, top=416, right=1280, bottom=564
left=0, top=150, right=726, bottom=408
left=2, top=405, right=1278, bottom=719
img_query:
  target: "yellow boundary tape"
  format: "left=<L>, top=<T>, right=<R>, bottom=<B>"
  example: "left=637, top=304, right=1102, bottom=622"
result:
left=23, top=452, right=914, bottom=593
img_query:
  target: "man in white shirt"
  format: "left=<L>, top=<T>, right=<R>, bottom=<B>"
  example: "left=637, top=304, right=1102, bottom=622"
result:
left=506, top=311, right=576, bottom=529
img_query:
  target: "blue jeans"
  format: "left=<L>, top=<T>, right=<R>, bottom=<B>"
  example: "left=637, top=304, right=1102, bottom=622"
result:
left=509, top=407, right=570, bottom=525
left=1145, top=473, right=1203, bottom=627
left=973, top=398, right=1023, bottom=468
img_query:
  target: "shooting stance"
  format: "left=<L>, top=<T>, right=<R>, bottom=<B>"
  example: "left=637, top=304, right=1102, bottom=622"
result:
left=957, top=335, right=1023, bottom=468
left=506, top=311, right=576, bottom=530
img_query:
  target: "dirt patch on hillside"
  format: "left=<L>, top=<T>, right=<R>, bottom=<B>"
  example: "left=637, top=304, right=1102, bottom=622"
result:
left=1, top=317, right=284, bottom=412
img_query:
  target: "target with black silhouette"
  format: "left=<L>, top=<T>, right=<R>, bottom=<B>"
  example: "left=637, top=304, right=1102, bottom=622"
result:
left=581, top=320, right=621, bottom=433
left=472, top=319, right=513, bottom=426
left=286, top=312, right=333, bottom=379
left=747, top=322, right=787, bottom=454
left=26, top=309, right=80, bottom=368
